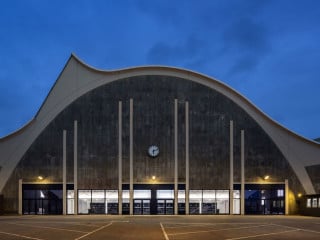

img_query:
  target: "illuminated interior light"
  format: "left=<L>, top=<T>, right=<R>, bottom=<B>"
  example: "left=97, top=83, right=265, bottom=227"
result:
left=40, top=190, right=45, bottom=198
left=152, top=176, right=156, bottom=180
left=38, top=176, right=44, bottom=180
left=263, top=175, right=270, bottom=180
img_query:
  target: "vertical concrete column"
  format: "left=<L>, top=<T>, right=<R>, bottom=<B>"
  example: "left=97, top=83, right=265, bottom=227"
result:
left=129, top=99, right=134, bottom=215
left=63, top=130, right=67, bottom=215
left=174, top=99, right=178, bottom=215
left=74, top=120, right=78, bottom=215
left=240, top=130, right=245, bottom=215
left=285, top=179, right=289, bottom=215
left=18, top=179, right=22, bottom=215
left=118, top=101, right=123, bottom=215
left=185, top=101, right=189, bottom=215
left=229, top=120, right=234, bottom=215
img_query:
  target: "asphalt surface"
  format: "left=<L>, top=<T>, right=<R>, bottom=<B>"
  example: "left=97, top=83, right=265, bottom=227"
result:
left=0, top=215, right=319, bottom=240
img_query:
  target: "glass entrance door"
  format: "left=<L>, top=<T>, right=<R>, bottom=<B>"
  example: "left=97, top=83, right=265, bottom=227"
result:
left=134, top=199, right=150, bottom=215
left=157, top=199, right=174, bottom=214
left=126, top=184, right=185, bottom=215
left=133, top=189, right=151, bottom=215
left=156, top=189, right=174, bottom=214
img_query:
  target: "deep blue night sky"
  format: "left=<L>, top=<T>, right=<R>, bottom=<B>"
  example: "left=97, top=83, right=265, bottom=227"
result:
left=0, top=0, right=320, bottom=140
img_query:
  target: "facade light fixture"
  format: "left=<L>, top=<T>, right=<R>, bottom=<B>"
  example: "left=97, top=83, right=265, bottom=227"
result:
left=263, top=175, right=270, bottom=180
left=152, top=175, right=156, bottom=180
left=297, top=193, right=302, bottom=198
left=37, top=176, right=44, bottom=180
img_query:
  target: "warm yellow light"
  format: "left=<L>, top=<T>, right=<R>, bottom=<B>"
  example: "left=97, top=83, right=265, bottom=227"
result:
left=152, top=176, right=156, bottom=180
left=38, top=176, right=44, bottom=180
left=298, top=193, right=302, bottom=198
left=263, top=175, right=270, bottom=180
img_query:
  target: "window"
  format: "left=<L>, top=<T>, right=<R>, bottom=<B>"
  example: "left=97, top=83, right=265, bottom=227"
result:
left=216, top=190, right=230, bottom=214
left=106, top=190, right=118, bottom=214
left=178, top=190, right=185, bottom=203
left=133, top=190, right=151, bottom=199
left=122, top=190, right=130, bottom=203
left=307, top=198, right=312, bottom=208
left=157, top=190, right=174, bottom=199
left=233, top=190, right=240, bottom=214
left=67, top=190, right=74, bottom=214
left=78, top=190, right=91, bottom=214
left=277, top=189, right=284, bottom=197
left=312, top=198, right=318, bottom=208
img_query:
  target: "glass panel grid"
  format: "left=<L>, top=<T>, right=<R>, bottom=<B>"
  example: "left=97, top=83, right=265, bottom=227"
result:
left=178, top=190, right=185, bottom=203
left=157, top=190, right=174, bottom=199
left=307, top=198, right=312, bottom=208
left=134, top=190, right=151, bottom=199
left=312, top=198, right=318, bottom=208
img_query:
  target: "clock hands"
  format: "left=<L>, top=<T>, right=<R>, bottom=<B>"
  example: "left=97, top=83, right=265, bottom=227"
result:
left=148, top=145, right=159, bottom=157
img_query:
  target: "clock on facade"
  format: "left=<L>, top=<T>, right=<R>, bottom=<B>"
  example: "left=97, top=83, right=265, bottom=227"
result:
left=148, top=145, right=159, bottom=157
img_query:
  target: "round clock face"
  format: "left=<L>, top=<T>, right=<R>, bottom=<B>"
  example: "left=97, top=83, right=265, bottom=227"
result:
left=148, top=145, right=159, bottom=157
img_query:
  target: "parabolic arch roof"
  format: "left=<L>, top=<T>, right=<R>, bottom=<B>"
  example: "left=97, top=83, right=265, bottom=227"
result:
left=0, top=53, right=319, bottom=194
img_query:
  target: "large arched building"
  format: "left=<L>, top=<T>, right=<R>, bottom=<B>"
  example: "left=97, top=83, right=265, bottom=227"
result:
left=0, top=54, right=319, bottom=216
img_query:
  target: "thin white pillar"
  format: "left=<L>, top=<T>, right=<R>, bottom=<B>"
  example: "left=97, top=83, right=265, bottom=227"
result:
left=174, top=99, right=178, bottom=215
left=185, top=101, right=189, bottom=215
left=240, top=130, right=245, bottom=215
left=118, top=101, right=123, bottom=215
left=18, top=179, right=22, bottom=215
left=74, top=120, right=78, bottom=215
left=63, top=130, right=67, bottom=215
left=285, top=179, right=289, bottom=215
left=229, top=120, right=234, bottom=215
left=129, top=99, right=133, bottom=215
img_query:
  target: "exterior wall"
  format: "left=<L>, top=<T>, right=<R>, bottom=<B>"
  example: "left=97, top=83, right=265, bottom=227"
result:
left=299, top=194, right=320, bottom=217
left=2, top=75, right=304, bottom=213
left=305, top=165, right=320, bottom=193
left=0, top=194, right=3, bottom=215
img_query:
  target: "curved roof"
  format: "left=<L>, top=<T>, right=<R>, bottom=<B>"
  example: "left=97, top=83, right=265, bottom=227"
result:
left=0, top=53, right=319, bottom=194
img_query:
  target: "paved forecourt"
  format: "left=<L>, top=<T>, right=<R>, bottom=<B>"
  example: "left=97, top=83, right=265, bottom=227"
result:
left=0, top=215, right=319, bottom=240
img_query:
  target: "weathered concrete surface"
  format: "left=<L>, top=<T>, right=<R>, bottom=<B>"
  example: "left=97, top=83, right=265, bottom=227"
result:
left=2, top=76, right=304, bottom=213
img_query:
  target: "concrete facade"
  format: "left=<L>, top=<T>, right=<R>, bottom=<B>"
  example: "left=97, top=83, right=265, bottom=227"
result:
left=0, top=54, right=319, bottom=215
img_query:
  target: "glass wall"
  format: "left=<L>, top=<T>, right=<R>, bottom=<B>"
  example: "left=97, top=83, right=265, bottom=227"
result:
left=157, top=190, right=174, bottom=215
left=67, top=190, right=74, bottom=214
left=133, top=190, right=151, bottom=215
left=91, top=190, right=105, bottom=214
left=178, top=190, right=185, bottom=214
left=233, top=190, right=240, bottom=214
left=106, top=190, right=118, bottom=214
left=202, top=190, right=216, bottom=214
left=189, top=190, right=230, bottom=214
left=216, top=190, right=229, bottom=214
left=245, top=188, right=285, bottom=214
left=122, top=190, right=130, bottom=214
left=22, top=184, right=64, bottom=215
left=78, top=190, right=91, bottom=214
left=78, top=190, right=118, bottom=214
left=189, top=190, right=202, bottom=214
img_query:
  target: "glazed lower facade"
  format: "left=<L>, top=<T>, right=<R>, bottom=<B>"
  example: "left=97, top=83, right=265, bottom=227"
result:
left=22, top=183, right=285, bottom=215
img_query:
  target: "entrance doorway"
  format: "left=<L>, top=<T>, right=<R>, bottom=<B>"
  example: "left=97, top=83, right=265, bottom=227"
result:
left=242, top=184, right=285, bottom=215
left=134, top=199, right=150, bottom=214
left=22, top=184, right=72, bottom=215
left=126, top=184, right=184, bottom=215
left=157, top=199, right=174, bottom=214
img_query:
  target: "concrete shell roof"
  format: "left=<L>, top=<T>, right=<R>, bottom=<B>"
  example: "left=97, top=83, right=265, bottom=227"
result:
left=0, top=53, right=319, bottom=194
